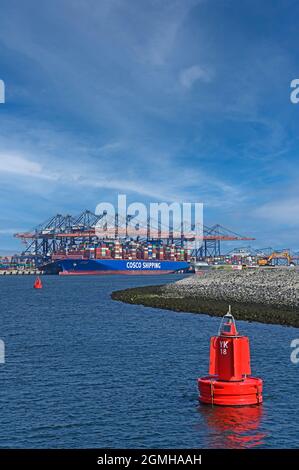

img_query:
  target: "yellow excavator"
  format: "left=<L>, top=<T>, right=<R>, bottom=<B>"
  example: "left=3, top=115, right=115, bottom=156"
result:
left=257, top=251, right=293, bottom=266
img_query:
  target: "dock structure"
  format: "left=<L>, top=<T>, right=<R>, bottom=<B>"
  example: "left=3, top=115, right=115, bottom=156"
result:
left=0, top=270, right=43, bottom=275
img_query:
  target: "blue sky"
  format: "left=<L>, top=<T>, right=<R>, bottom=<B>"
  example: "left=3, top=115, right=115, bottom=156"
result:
left=0, top=0, right=299, bottom=252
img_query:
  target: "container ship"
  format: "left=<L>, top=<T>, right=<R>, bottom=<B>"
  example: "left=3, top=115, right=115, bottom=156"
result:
left=14, top=209, right=257, bottom=275
left=42, top=241, right=190, bottom=275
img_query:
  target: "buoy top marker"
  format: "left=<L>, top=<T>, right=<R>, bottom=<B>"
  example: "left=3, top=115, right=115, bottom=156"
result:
left=218, top=305, right=238, bottom=336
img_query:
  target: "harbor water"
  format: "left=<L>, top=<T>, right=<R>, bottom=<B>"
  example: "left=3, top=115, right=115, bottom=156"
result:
left=0, top=275, right=298, bottom=448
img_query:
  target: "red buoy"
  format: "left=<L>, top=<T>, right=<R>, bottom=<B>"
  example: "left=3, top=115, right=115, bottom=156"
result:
left=198, top=307, right=263, bottom=406
left=33, top=276, right=43, bottom=289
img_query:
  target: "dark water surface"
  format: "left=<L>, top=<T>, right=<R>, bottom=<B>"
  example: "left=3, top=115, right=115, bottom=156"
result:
left=0, top=275, right=298, bottom=448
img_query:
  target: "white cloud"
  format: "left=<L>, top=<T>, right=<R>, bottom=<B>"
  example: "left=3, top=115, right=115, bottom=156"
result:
left=0, top=145, right=241, bottom=207
left=0, top=112, right=242, bottom=206
left=132, top=0, right=201, bottom=66
left=179, top=65, right=211, bottom=89
left=0, top=153, right=43, bottom=177
left=0, top=153, right=40, bottom=175
left=97, top=141, right=123, bottom=153
left=254, top=198, right=299, bottom=225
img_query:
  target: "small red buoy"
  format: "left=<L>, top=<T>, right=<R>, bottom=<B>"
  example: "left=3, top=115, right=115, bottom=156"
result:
left=33, top=276, right=43, bottom=289
left=198, top=306, right=263, bottom=406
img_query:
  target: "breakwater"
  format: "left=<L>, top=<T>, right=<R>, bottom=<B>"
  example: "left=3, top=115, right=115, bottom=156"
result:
left=112, top=268, right=299, bottom=327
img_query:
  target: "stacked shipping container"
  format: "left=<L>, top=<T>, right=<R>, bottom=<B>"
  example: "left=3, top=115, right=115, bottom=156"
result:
left=51, top=240, right=191, bottom=262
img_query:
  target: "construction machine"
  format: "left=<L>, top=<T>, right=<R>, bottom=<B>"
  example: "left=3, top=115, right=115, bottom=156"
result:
left=257, top=251, right=293, bottom=266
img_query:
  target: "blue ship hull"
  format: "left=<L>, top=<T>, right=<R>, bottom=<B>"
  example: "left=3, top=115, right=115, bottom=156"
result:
left=43, top=258, right=190, bottom=275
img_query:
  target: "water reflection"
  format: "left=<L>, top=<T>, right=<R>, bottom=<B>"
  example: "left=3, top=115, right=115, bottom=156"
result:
left=198, top=404, right=267, bottom=448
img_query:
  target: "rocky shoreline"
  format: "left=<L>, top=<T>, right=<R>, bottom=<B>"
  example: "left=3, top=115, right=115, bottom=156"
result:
left=111, top=268, right=299, bottom=327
